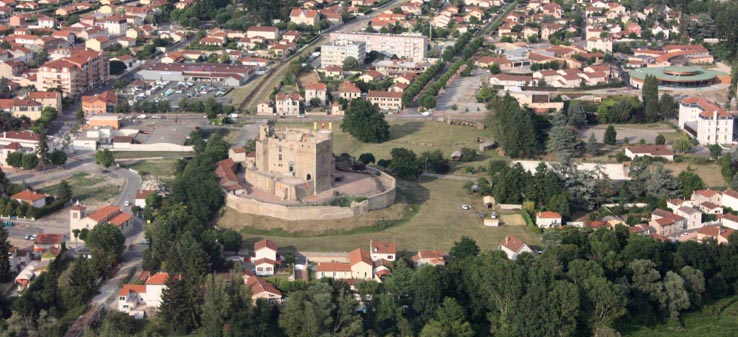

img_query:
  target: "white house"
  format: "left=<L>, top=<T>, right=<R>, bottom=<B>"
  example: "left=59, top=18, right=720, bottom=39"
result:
left=722, top=213, right=738, bottom=230
left=625, top=145, right=675, bottom=162
left=499, top=235, right=533, bottom=260
left=11, top=189, right=47, bottom=208
left=253, top=239, right=278, bottom=276
left=679, top=97, right=735, bottom=145
left=370, top=240, right=396, bottom=262
left=536, top=211, right=562, bottom=228
left=134, top=190, right=154, bottom=208
left=722, top=189, right=738, bottom=211
left=118, top=272, right=177, bottom=319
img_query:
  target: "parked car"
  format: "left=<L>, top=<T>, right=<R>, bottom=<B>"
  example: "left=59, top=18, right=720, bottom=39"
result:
left=461, top=204, right=471, bottom=210
left=124, top=201, right=130, bottom=206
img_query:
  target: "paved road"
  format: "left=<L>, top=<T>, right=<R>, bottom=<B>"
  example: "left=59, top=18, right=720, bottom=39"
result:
left=421, top=172, right=478, bottom=181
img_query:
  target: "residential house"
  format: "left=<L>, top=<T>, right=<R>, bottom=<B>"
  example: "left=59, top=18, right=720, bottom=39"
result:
left=499, top=235, right=533, bottom=260
left=489, top=73, right=533, bottom=87
left=253, top=239, right=278, bottom=276
left=692, top=189, right=722, bottom=206
left=721, top=213, right=738, bottom=230
left=118, top=272, right=180, bottom=318
left=673, top=206, right=702, bottom=230
left=134, top=190, right=154, bottom=208
left=339, top=81, right=361, bottom=100
left=722, top=189, right=738, bottom=211
left=367, top=91, right=402, bottom=111
left=12, top=189, right=47, bottom=208
left=369, top=240, right=396, bottom=262
left=82, top=91, right=118, bottom=115
left=243, top=272, right=282, bottom=304
left=33, top=233, right=65, bottom=253
left=304, top=82, right=327, bottom=106
left=696, top=226, right=734, bottom=245
left=536, top=211, right=562, bottom=228
left=316, top=248, right=378, bottom=281
left=624, top=145, right=675, bottom=161
left=275, top=93, right=303, bottom=116
left=247, top=26, right=280, bottom=41
left=28, top=91, right=61, bottom=113
left=411, top=250, right=446, bottom=267
left=0, top=99, right=43, bottom=120
left=290, top=8, right=319, bottom=26
left=649, top=209, right=686, bottom=236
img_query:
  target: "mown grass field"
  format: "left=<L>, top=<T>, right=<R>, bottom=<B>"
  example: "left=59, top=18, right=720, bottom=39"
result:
left=218, top=177, right=541, bottom=252
left=120, top=159, right=178, bottom=178
left=39, top=172, right=121, bottom=202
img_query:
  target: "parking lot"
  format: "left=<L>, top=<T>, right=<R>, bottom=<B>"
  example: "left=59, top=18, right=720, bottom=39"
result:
left=122, top=80, right=233, bottom=111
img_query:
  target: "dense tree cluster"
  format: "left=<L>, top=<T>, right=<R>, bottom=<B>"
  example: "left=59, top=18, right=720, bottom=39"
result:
left=341, top=99, right=390, bottom=143
left=486, top=93, right=543, bottom=158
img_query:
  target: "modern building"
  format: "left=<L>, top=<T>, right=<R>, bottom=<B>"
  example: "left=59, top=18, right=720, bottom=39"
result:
left=678, top=97, right=735, bottom=145
left=321, top=39, right=366, bottom=69
left=367, top=91, right=403, bottom=111
left=629, top=66, right=723, bottom=89
left=328, top=32, right=428, bottom=61
left=245, top=125, right=334, bottom=201
left=135, top=63, right=255, bottom=87
left=36, top=48, right=107, bottom=97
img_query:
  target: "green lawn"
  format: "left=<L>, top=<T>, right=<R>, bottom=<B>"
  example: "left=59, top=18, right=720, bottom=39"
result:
left=621, top=296, right=738, bottom=337
left=277, top=120, right=494, bottom=163
left=120, top=159, right=178, bottom=178
left=113, top=151, right=193, bottom=159
left=39, top=172, right=120, bottom=202
left=218, top=177, right=541, bottom=253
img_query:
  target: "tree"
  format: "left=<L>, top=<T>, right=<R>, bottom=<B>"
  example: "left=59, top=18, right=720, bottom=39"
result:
left=49, top=149, right=67, bottom=166
left=341, top=99, right=390, bottom=143
left=86, top=223, right=125, bottom=273
left=309, top=97, right=322, bottom=107
left=659, top=93, right=675, bottom=118
left=421, top=95, right=437, bottom=109
left=709, top=144, right=723, bottom=160
left=159, top=276, right=199, bottom=334
left=109, top=60, right=127, bottom=75
left=21, top=153, right=38, bottom=170
left=0, top=227, right=11, bottom=281
left=449, top=236, right=479, bottom=259
left=58, top=179, right=72, bottom=201
left=94, top=149, right=115, bottom=168
left=677, top=169, right=704, bottom=198
left=663, top=271, right=690, bottom=321
left=6, top=151, right=22, bottom=168
left=655, top=134, right=666, bottom=145
left=96, top=312, right=136, bottom=337
left=219, top=229, right=242, bottom=251
left=586, top=132, right=599, bottom=156
left=358, top=153, right=376, bottom=165
left=547, top=123, right=577, bottom=161
left=420, top=297, right=474, bottom=337
left=567, top=102, right=587, bottom=128
left=389, top=147, right=422, bottom=180
left=645, top=99, right=659, bottom=122
left=603, top=125, right=617, bottom=145
left=342, top=56, right=360, bottom=71
left=459, top=147, right=477, bottom=162
left=420, top=149, right=450, bottom=174
left=488, top=63, right=501, bottom=74
left=673, top=133, right=692, bottom=153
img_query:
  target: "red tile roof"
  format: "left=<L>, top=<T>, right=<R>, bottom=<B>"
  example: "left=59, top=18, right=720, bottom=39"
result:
left=87, top=205, right=120, bottom=223
left=108, top=212, right=132, bottom=227
left=119, top=284, right=147, bottom=296
left=145, top=272, right=170, bottom=285
left=246, top=275, right=282, bottom=296
left=135, top=190, right=154, bottom=200
left=316, top=262, right=352, bottom=272
left=349, top=248, right=372, bottom=266
left=537, top=211, right=561, bottom=219
left=34, top=233, right=64, bottom=245
left=254, top=239, right=277, bottom=251
left=681, top=97, right=732, bottom=118
left=11, top=189, right=46, bottom=202
left=501, top=235, right=526, bottom=252
left=370, top=241, right=396, bottom=255
left=626, top=145, right=674, bottom=156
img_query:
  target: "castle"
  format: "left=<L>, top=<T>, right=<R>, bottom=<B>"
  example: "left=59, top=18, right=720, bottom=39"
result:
left=242, top=124, right=334, bottom=201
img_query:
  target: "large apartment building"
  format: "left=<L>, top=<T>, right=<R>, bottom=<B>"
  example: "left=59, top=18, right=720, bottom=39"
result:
left=321, top=39, right=366, bottom=69
left=678, top=97, right=735, bottom=145
left=328, top=32, right=428, bottom=61
left=36, top=48, right=107, bottom=97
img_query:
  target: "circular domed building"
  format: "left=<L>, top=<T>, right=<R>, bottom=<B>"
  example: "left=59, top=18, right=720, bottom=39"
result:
left=628, top=66, right=725, bottom=89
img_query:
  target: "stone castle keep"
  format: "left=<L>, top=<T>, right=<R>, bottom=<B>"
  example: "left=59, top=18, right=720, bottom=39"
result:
left=244, top=125, right=335, bottom=201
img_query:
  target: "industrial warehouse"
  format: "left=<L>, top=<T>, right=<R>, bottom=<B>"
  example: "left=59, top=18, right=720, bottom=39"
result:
left=134, top=62, right=255, bottom=86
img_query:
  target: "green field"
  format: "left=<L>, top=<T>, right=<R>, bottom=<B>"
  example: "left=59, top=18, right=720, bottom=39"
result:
left=39, top=172, right=120, bottom=202
left=277, top=121, right=493, bottom=162
left=621, top=296, right=738, bottom=337
left=218, top=177, right=541, bottom=252
left=120, top=159, right=178, bottom=178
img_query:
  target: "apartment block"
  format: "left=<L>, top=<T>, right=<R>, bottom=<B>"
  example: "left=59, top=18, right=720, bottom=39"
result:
left=678, top=97, right=735, bottom=145
left=37, top=48, right=107, bottom=97
left=329, top=32, right=428, bottom=61
left=321, top=39, right=366, bottom=69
